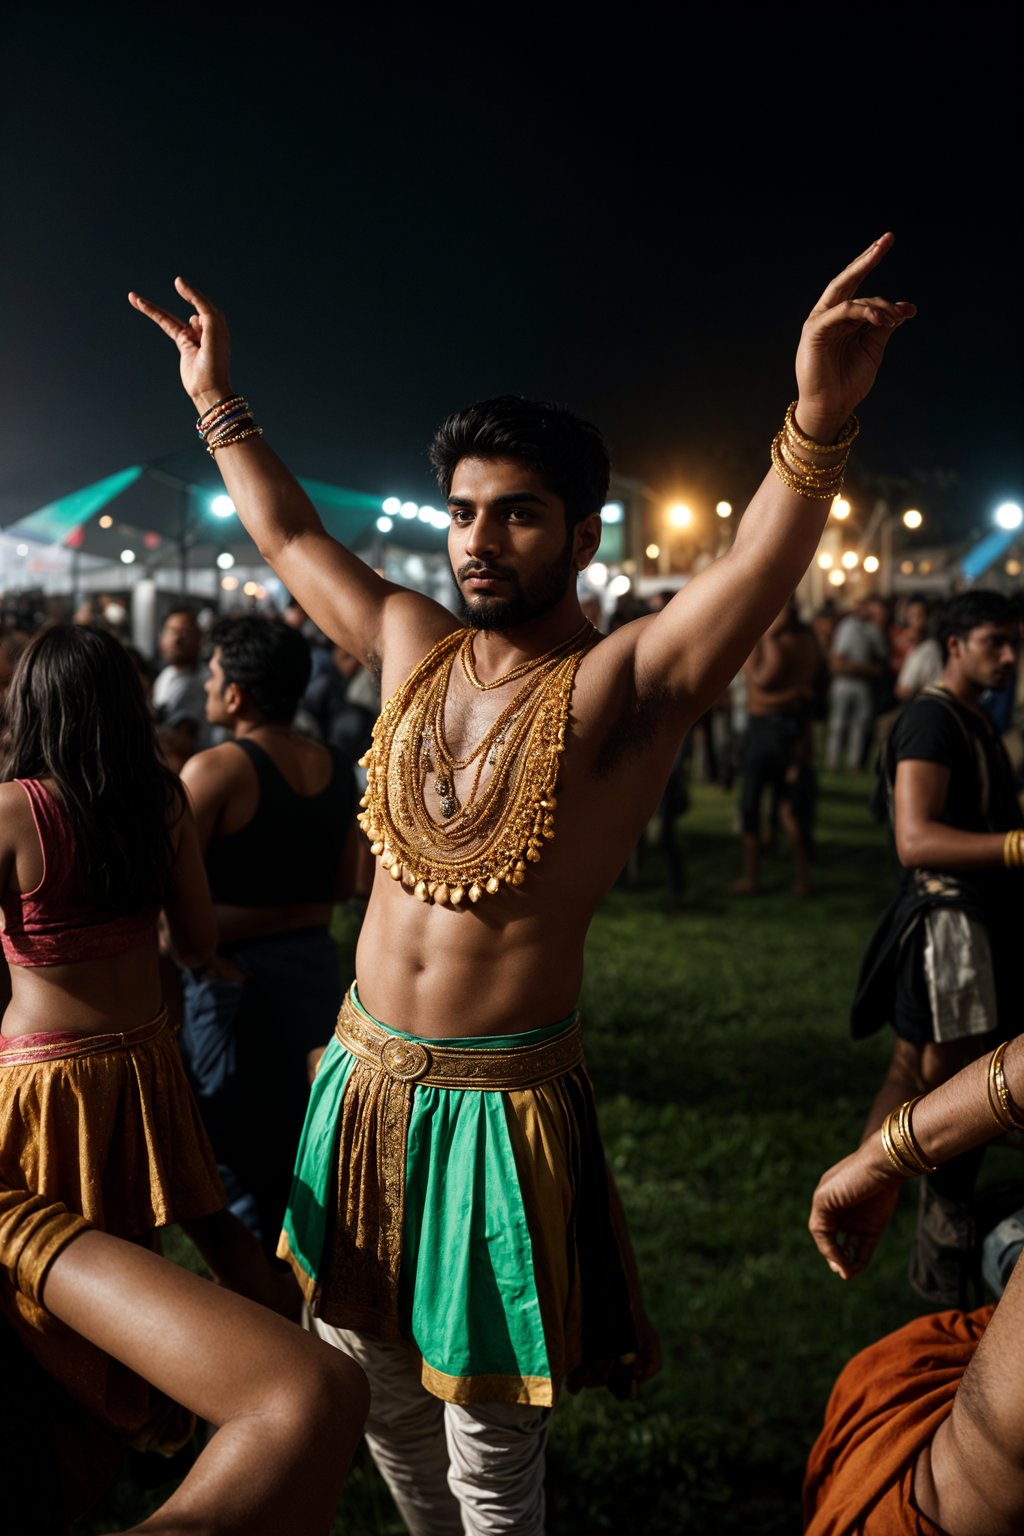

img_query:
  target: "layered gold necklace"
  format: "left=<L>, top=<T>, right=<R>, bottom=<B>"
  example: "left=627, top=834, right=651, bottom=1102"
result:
left=357, top=624, right=592, bottom=906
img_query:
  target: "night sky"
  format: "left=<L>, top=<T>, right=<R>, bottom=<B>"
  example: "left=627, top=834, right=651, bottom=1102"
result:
left=1, top=7, right=1020, bottom=547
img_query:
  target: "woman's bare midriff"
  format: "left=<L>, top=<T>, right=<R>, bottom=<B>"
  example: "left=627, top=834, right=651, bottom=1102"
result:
left=1, top=941, right=164, bottom=1038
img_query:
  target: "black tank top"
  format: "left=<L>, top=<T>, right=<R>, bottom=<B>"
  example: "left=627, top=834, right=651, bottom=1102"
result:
left=204, top=738, right=356, bottom=906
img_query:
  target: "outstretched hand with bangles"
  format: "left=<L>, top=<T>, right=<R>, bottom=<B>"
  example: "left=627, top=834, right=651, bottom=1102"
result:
left=792, top=232, right=916, bottom=444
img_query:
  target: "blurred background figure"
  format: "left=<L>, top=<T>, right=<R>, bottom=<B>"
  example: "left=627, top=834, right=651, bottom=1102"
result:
left=152, top=607, right=209, bottom=766
left=893, top=594, right=943, bottom=703
left=735, top=597, right=823, bottom=896
left=826, top=596, right=889, bottom=772
left=178, top=617, right=359, bottom=1253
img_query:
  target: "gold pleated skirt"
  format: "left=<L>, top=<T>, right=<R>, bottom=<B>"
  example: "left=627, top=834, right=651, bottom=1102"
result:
left=0, top=1012, right=224, bottom=1461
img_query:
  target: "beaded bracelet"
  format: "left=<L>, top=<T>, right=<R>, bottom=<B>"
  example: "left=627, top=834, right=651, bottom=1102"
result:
left=207, top=424, right=264, bottom=456
left=202, top=405, right=252, bottom=440
left=783, top=400, right=860, bottom=455
left=769, top=401, right=859, bottom=501
left=770, top=432, right=850, bottom=500
left=196, top=394, right=246, bottom=431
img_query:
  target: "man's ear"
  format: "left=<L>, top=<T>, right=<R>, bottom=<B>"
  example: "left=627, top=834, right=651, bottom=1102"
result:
left=224, top=681, right=244, bottom=715
left=572, top=513, right=603, bottom=572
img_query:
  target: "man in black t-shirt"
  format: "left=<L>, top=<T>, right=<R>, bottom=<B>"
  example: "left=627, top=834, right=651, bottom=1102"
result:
left=853, top=590, right=1022, bottom=1305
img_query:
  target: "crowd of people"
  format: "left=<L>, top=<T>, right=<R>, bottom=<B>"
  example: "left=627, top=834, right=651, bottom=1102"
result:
left=0, top=230, right=1020, bottom=1536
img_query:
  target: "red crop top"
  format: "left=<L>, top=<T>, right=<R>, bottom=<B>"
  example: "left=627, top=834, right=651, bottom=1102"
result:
left=0, top=780, right=158, bottom=967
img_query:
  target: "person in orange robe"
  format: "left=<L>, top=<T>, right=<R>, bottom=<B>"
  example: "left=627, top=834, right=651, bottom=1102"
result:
left=807, top=1035, right=1024, bottom=1536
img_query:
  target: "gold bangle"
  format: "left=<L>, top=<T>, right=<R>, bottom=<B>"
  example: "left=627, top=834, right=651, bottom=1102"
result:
left=988, top=1041, right=1024, bottom=1132
left=777, top=438, right=849, bottom=481
left=894, top=1096, right=937, bottom=1174
left=770, top=431, right=848, bottom=500
left=880, top=1115, right=910, bottom=1175
left=1004, top=829, right=1024, bottom=869
left=880, top=1106, right=926, bottom=1176
left=784, top=400, right=860, bottom=455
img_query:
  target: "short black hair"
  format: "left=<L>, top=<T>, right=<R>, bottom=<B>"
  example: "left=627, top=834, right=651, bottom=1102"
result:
left=937, top=590, right=1015, bottom=659
left=211, top=616, right=311, bottom=722
left=428, top=395, right=610, bottom=529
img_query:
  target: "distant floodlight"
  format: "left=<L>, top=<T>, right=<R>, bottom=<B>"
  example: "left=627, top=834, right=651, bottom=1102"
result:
left=1006, top=559, right=1022, bottom=577
left=400, top=501, right=419, bottom=519
left=15, top=543, right=28, bottom=556
left=816, top=552, right=833, bottom=570
left=376, top=516, right=393, bottom=533
left=863, top=554, right=880, bottom=573
left=902, top=508, right=923, bottom=530
left=900, top=559, right=915, bottom=575
left=668, top=503, right=692, bottom=528
left=221, top=575, right=239, bottom=591
left=828, top=569, right=846, bottom=586
left=211, top=495, right=236, bottom=518
left=995, top=502, right=1023, bottom=531
left=608, top=574, right=632, bottom=598
left=243, top=581, right=258, bottom=597
left=645, top=543, right=660, bottom=560
left=430, top=510, right=450, bottom=529
left=831, top=497, right=851, bottom=520
left=841, top=550, right=859, bottom=570
left=216, top=552, right=235, bottom=570
left=715, top=500, right=732, bottom=519
left=601, top=502, right=624, bottom=524
left=120, top=549, right=136, bottom=564
left=382, top=497, right=402, bottom=516
left=588, top=562, right=608, bottom=588
left=99, top=514, right=113, bottom=529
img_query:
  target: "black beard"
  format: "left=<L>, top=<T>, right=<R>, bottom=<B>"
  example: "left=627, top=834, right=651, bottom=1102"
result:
left=453, top=540, right=575, bottom=632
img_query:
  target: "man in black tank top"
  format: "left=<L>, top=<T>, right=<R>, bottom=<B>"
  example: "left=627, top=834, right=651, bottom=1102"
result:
left=851, top=591, right=1023, bottom=1307
left=178, top=617, right=358, bottom=1254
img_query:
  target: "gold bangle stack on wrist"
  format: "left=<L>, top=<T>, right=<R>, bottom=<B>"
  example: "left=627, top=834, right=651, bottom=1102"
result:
left=880, top=1096, right=937, bottom=1177
left=987, top=1041, right=1024, bottom=1132
left=770, top=401, right=860, bottom=501
left=1003, top=829, right=1024, bottom=869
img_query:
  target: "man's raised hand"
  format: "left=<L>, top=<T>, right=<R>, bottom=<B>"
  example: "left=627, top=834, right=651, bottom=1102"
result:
left=794, top=232, right=916, bottom=443
left=129, top=278, right=232, bottom=411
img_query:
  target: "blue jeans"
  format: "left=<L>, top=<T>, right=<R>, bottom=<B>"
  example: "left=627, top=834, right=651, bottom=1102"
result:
left=180, top=927, right=342, bottom=1251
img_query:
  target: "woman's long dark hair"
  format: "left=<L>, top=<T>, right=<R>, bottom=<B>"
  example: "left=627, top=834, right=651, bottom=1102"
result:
left=0, top=625, right=186, bottom=911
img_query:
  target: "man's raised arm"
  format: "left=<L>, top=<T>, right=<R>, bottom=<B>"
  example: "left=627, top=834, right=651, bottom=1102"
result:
left=634, top=234, right=915, bottom=721
left=129, top=278, right=454, bottom=671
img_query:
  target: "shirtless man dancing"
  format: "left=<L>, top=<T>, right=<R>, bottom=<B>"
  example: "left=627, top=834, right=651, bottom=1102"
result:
left=132, top=236, right=914, bottom=1535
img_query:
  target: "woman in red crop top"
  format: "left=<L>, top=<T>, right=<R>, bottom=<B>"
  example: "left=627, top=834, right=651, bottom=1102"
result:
left=0, top=625, right=296, bottom=1511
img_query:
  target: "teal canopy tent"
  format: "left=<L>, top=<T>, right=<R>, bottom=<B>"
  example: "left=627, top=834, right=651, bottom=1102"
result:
left=3, top=453, right=445, bottom=569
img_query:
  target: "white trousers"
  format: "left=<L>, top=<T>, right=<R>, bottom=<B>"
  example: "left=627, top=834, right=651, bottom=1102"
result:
left=313, top=1320, right=551, bottom=1536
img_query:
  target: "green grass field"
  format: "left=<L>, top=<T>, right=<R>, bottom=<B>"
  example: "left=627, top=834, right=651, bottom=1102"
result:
left=85, top=774, right=966, bottom=1534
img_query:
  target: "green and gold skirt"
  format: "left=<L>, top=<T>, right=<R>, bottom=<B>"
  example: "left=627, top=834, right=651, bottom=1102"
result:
left=279, top=986, right=641, bottom=1406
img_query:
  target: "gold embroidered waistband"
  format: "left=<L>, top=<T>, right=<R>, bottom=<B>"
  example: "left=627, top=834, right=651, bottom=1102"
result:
left=334, top=992, right=583, bottom=1090
left=0, top=1010, right=169, bottom=1067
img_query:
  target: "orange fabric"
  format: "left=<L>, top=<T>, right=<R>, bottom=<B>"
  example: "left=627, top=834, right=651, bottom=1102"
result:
left=804, top=1306, right=994, bottom=1535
